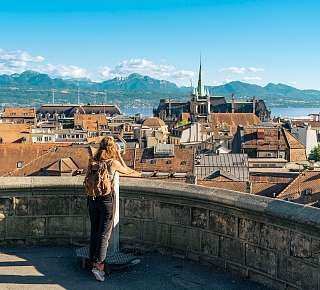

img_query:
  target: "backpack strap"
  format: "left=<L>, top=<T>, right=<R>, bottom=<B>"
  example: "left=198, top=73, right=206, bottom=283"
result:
left=104, top=159, right=116, bottom=192
left=88, top=146, right=96, bottom=159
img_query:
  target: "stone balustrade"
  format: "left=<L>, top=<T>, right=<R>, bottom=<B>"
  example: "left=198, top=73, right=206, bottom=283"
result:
left=0, top=176, right=320, bottom=290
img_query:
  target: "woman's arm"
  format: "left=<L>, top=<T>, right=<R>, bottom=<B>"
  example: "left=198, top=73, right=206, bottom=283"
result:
left=112, top=160, right=141, bottom=177
left=115, top=145, right=127, bottom=168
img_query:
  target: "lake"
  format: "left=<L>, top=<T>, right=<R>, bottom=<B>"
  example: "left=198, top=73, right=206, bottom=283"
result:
left=123, top=106, right=320, bottom=118
left=271, top=107, right=320, bottom=118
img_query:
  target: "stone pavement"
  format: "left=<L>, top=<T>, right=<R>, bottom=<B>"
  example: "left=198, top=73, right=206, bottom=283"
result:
left=0, top=246, right=270, bottom=290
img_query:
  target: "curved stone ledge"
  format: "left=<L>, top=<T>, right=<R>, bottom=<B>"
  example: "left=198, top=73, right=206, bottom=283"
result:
left=0, top=177, right=320, bottom=289
left=1, top=176, right=320, bottom=232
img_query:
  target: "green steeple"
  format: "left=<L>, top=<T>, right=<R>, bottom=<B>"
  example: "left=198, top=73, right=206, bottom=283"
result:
left=197, top=57, right=205, bottom=96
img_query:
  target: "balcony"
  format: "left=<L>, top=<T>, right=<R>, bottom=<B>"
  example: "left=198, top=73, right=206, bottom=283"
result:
left=0, top=177, right=319, bottom=289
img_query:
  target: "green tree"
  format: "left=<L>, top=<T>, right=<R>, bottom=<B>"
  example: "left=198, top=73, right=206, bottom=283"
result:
left=176, top=119, right=190, bottom=128
left=309, top=145, right=320, bottom=161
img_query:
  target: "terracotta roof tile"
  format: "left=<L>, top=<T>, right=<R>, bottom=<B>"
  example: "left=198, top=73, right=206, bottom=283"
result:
left=0, top=143, right=66, bottom=176
left=277, top=170, right=320, bottom=205
left=0, top=123, right=32, bottom=143
left=143, top=117, right=166, bottom=127
left=2, top=107, right=36, bottom=118
left=198, top=180, right=288, bottom=197
left=283, top=129, right=305, bottom=149
left=74, top=114, right=108, bottom=131
left=123, top=146, right=193, bottom=173
left=1, top=143, right=193, bottom=176
left=208, top=113, right=260, bottom=135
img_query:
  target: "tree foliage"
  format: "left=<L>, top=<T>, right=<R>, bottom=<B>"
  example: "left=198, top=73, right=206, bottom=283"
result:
left=309, top=145, right=320, bottom=161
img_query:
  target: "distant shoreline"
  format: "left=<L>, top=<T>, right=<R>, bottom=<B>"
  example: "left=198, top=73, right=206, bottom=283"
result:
left=122, top=106, right=320, bottom=118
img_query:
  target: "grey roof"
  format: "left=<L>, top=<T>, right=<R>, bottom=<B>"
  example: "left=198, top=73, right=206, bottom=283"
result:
left=194, top=153, right=249, bottom=181
left=38, top=104, right=121, bottom=117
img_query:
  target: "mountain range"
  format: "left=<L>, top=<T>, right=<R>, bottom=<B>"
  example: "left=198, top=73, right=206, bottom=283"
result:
left=0, top=70, right=319, bottom=109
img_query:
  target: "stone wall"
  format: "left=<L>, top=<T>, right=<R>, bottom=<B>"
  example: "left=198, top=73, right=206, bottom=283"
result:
left=0, top=177, right=88, bottom=245
left=1, top=177, right=320, bottom=290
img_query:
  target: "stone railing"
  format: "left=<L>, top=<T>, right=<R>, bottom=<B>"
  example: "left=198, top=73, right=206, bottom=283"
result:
left=0, top=177, right=320, bottom=290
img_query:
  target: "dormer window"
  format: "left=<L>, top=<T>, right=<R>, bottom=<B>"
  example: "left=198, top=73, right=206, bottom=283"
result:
left=17, top=161, right=24, bottom=168
left=302, top=188, right=313, bottom=196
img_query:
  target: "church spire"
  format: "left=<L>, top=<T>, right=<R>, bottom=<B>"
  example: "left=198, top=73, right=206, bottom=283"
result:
left=197, top=55, right=205, bottom=96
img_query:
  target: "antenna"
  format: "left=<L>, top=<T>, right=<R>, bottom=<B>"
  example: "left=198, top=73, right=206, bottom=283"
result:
left=104, top=91, right=107, bottom=114
left=52, top=89, right=55, bottom=104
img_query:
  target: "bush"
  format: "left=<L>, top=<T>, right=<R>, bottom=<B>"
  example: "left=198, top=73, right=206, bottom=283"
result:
left=309, top=145, right=320, bottom=161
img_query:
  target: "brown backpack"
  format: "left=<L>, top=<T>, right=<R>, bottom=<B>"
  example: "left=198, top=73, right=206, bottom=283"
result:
left=84, top=159, right=115, bottom=197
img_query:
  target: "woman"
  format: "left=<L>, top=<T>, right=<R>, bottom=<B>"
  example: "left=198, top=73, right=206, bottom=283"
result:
left=86, top=136, right=141, bottom=282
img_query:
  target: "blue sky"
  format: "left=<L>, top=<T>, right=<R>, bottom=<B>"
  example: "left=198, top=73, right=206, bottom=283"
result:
left=0, top=0, right=320, bottom=88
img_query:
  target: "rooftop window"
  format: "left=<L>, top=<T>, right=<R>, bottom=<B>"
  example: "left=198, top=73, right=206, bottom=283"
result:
left=16, top=161, right=24, bottom=168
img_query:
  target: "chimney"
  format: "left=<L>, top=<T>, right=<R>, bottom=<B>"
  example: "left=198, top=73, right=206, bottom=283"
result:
left=231, top=94, right=235, bottom=113
left=239, top=125, right=244, bottom=142
left=246, top=181, right=252, bottom=194
left=186, top=174, right=197, bottom=185
left=252, top=97, right=256, bottom=114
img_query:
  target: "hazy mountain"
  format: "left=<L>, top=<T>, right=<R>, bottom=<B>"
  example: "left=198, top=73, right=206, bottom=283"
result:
left=209, top=81, right=265, bottom=96
left=0, top=71, right=319, bottom=108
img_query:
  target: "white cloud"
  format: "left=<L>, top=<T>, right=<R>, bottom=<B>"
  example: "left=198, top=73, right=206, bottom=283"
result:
left=0, top=49, right=46, bottom=75
left=0, top=49, right=194, bottom=84
left=243, top=76, right=263, bottom=81
left=220, top=66, right=264, bottom=74
left=0, top=49, right=44, bottom=64
left=99, top=58, right=194, bottom=85
left=38, top=63, right=88, bottom=79
left=0, top=48, right=88, bottom=79
left=212, top=79, right=236, bottom=86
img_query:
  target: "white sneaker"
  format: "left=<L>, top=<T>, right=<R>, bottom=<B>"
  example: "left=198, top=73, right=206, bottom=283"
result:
left=92, top=267, right=105, bottom=282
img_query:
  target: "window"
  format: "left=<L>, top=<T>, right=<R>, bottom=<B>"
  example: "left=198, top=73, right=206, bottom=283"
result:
left=17, top=161, right=24, bottom=168
left=150, top=159, right=156, bottom=164
left=302, top=188, right=313, bottom=196
left=166, top=160, right=172, bottom=164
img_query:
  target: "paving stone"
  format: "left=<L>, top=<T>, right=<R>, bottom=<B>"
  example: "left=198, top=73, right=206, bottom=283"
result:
left=0, top=246, right=272, bottom=290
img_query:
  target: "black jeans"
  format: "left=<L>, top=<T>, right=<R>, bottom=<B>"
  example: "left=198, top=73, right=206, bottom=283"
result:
left=88, top=195, right=114, bottom=264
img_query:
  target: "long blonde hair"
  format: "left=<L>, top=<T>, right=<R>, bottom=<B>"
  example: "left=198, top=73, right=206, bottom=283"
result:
left=94, top=136, right=117, bottom=161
